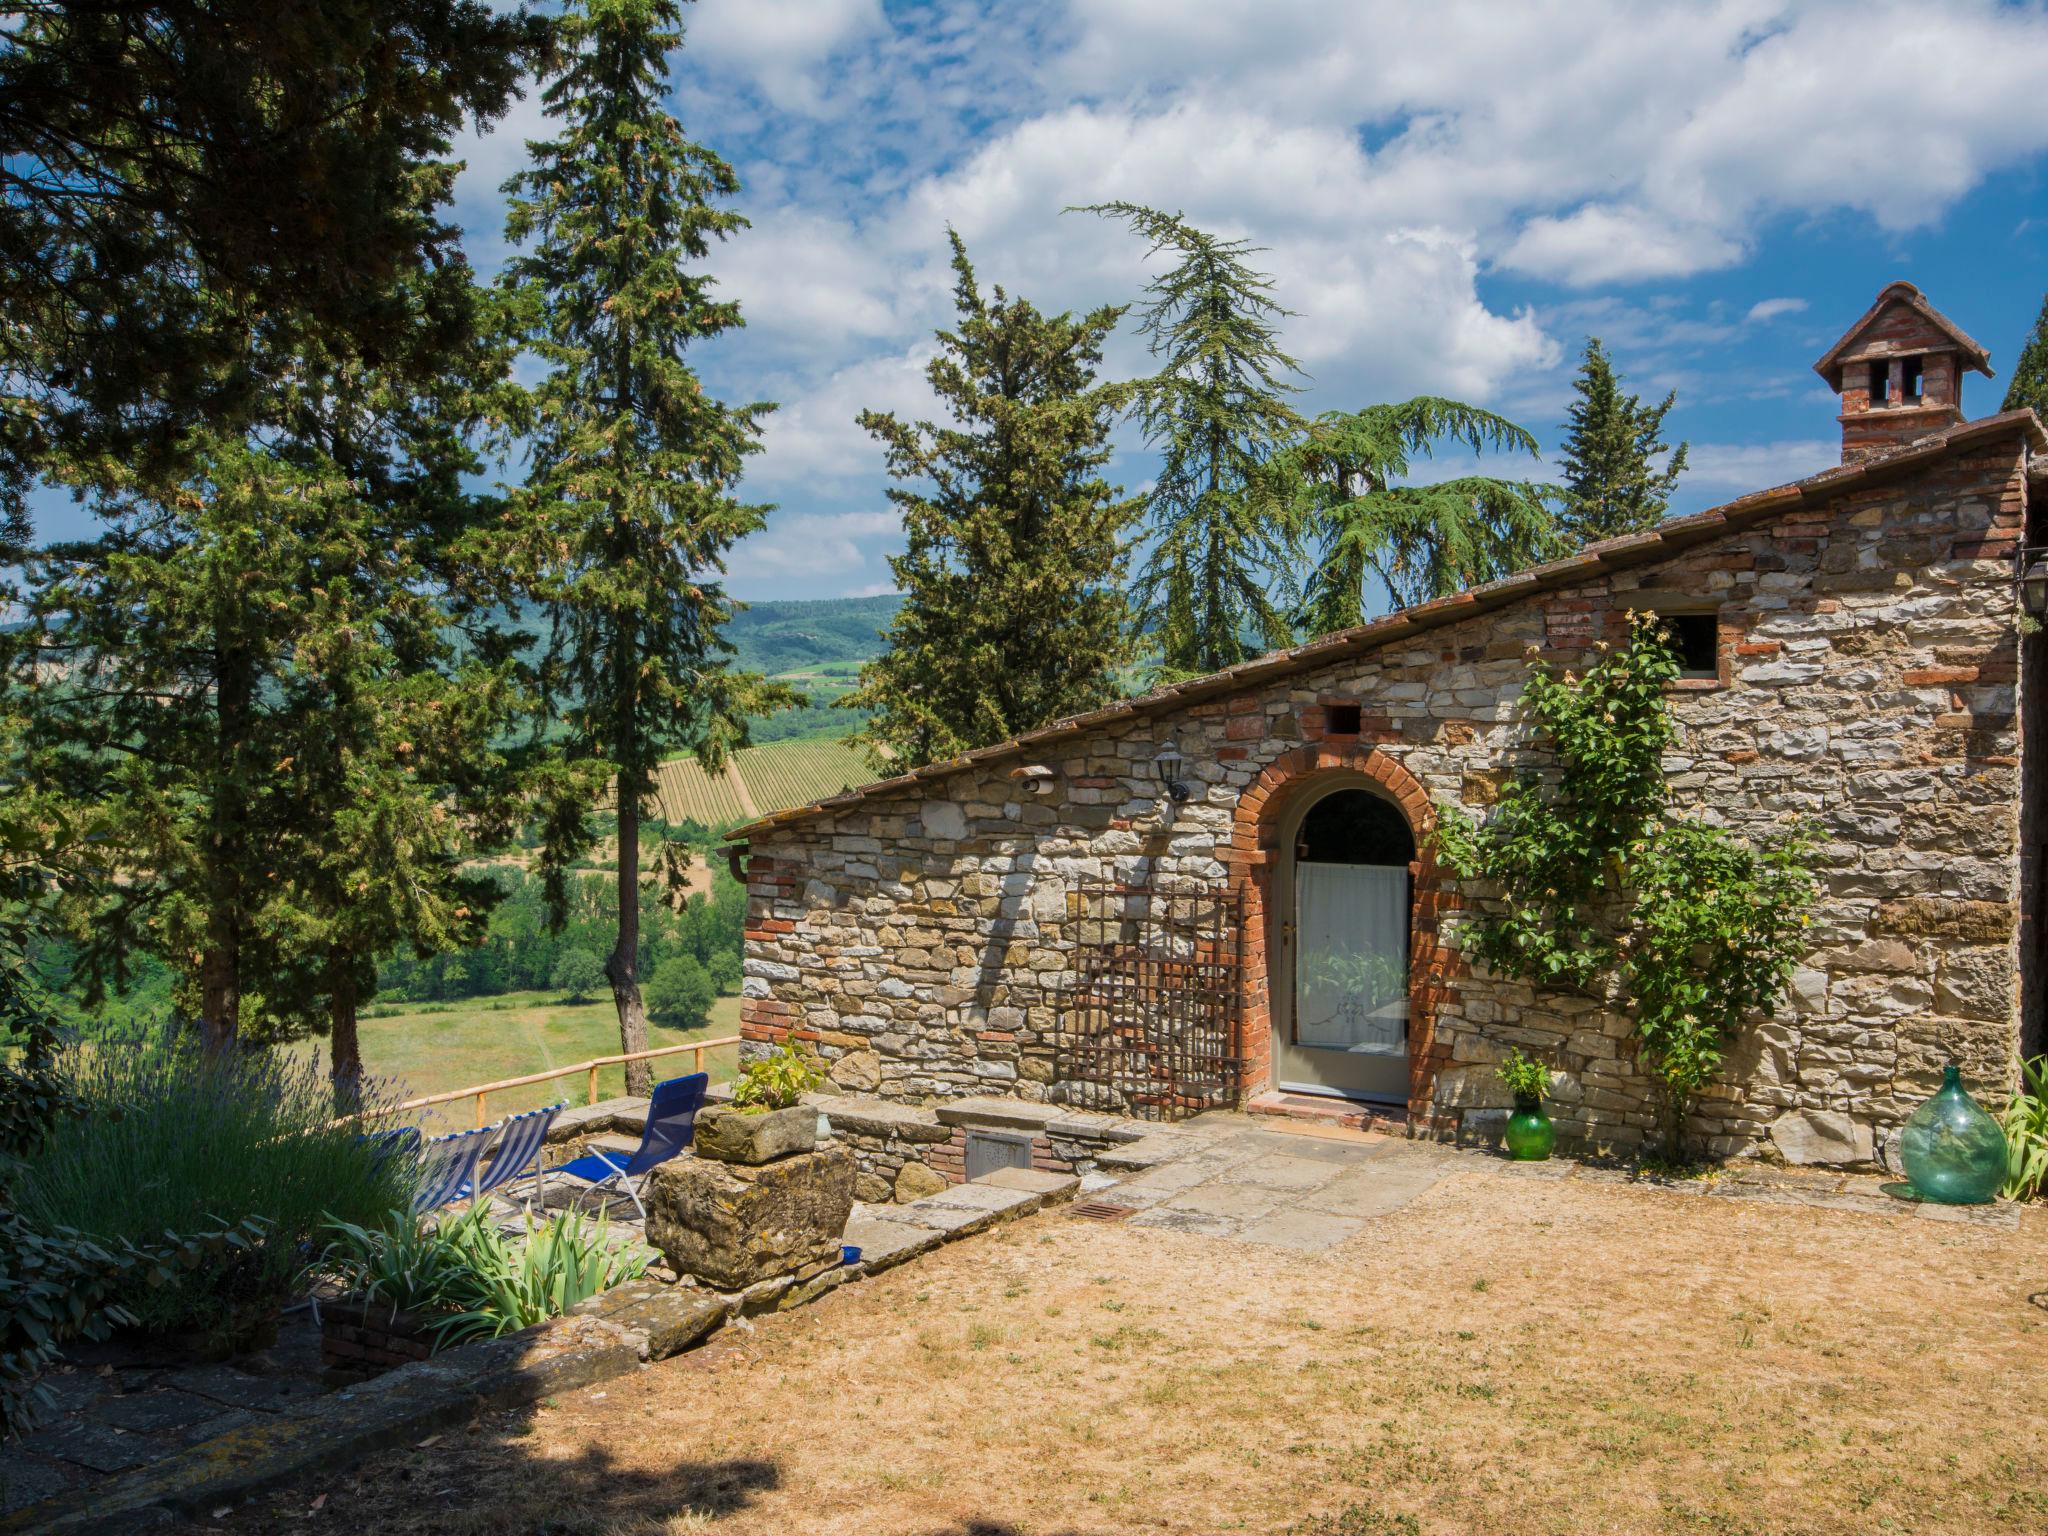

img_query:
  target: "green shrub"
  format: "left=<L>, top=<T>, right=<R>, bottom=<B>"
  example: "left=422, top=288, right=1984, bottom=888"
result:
left=1495, top=1048, right=1550, bottom=1103
left=645, top=954, right=716, bottom=1028
left=550, top=947, right=606, bottom=1003
left=2003, top=1055, right=2048, bottom=1201
left=13, top=1025, right=414, bottom=1345
left=1, top=1209, right=267, bottom=1438
left=314, top=1204, right=648, bottom=1346
left=731, top=1039, right=825, bottom=1113
left=1435, top=615, right=1816, bottom=1160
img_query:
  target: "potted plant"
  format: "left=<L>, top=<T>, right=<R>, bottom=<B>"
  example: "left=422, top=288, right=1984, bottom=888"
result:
left=695, top=1041, right=828, bottom=1165
left=1496, top=1048, right=1556, bottom=1162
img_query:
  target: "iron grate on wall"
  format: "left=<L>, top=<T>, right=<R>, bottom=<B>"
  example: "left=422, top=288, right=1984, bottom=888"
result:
left=1051, top=882, right=1246, bottom=1123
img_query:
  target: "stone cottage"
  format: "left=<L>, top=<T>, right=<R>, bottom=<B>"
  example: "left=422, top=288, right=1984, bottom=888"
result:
left=728, top=281, right=2047, bottom=1166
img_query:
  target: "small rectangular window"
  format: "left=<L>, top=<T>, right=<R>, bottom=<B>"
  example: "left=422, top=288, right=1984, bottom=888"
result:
left=1325, top=703, right=1363, bottom=735
left=1664, top=612, right=1720, bottom=677
left=1870, top=361, right=1890, bottom=405
left=1902, top=356, right=1924, bottom=402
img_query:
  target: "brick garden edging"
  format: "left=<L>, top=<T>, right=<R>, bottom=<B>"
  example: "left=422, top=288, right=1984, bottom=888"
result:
left=2, top=1166, right=1078, bottom=1533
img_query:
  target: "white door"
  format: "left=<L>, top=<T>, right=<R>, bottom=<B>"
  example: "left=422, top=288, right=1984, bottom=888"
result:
left=1277, top=863, right=1411, bottom=1101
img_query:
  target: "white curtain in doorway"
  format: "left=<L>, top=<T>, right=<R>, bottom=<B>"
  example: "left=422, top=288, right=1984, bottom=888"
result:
left=1294, top=863, right=1409, bottom=1055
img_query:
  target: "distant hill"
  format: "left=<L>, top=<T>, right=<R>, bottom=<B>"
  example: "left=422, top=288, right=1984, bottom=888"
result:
left=725, top=594, right=899, bottom=679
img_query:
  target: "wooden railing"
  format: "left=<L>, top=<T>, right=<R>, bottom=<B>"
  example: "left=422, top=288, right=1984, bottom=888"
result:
left=391, top=1035, right=743, bottom=1129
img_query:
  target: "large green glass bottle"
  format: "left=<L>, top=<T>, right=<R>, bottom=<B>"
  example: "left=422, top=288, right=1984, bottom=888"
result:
left=1503, top=1096, right=1555, bottom=1161
left=1899, top=1064, right=2007, bottom=1205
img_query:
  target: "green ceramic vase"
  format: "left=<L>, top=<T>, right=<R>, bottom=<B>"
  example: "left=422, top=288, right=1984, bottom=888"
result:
left=1899, top=1064, right=2007, bottom=1205
left=1503, top=1096, right=1555, bottom=1161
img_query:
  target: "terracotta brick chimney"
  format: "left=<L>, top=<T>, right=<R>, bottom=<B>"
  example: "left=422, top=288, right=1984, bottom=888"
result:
left=1814, top=281, right=1994, bottom=464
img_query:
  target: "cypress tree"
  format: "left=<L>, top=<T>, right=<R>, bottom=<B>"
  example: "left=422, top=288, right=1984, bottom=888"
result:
left=1082, top=203, right=1306, bottom=678
left=0, top=1, right=541, bottom=543
left=499, top=0, right=791, bottom=1094
left=1556, top=338, right=1688, bottom=545
left=845, top=231, right=1137, bottom=770
left=2005, top=291, right=2048, bottom=420
left=1282, top=398, right=1562, bottom=634
left=1, top=134, right=537, bottom=1070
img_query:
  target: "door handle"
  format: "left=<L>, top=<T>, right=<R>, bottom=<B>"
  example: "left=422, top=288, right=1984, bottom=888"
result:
left=1280, top=920, right=1295, bottom=945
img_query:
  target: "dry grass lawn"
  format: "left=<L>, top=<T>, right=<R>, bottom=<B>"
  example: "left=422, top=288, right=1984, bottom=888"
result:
left=219, top=1163, right=2048, bottom=1536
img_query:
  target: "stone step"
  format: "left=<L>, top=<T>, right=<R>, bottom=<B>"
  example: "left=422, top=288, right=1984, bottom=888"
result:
left=972, top=1166, right=1081, bottom=1205
left=1097, top=1132, right=1198, bottom=1171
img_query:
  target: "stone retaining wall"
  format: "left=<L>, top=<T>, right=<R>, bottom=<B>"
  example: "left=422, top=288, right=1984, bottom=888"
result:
left=736, top=422, right=2037, bottom=1164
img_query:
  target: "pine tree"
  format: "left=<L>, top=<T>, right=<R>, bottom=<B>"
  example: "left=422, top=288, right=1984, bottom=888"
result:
left=499, top=0, right=792, bottom=1094
left=2005, top=291, right=2048, bottom=420
left=1282, top=399, right=1563, bottom=633
left=845, top=232, right=1137, bottom=770
left=1082, top=203, right=1306, bottom=678
left=1555, top=338, right=1688, bottom=545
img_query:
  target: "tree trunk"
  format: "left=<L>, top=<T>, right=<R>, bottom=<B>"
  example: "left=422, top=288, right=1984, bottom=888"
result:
left=199, top=634, right=253, bottom=1052
left=609, top=784, right=651, bottom=1095
left=197, top=938, right=239, bottom=1054
left=329, top=951, right=363, bottom=1113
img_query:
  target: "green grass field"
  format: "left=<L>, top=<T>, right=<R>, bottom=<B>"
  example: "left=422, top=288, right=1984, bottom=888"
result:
left=300, top=990, right=744, bottom=1133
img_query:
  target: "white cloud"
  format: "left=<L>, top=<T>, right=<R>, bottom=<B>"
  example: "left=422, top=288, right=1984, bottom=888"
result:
left=1745, top=297, right=1808, bottom=325
left=1683, top=439, right=1840, bottom=492
left=445, top=0, right=2048, bottom=598
left=686, top=0, right=885, bottom=113
left=747, top=345, right=940, bottom=491
left=1504, top=205, right=1746, bottom=288
left=729, top=508, right=902, bottom=586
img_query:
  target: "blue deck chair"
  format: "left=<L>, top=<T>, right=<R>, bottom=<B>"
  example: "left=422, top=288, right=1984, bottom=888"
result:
left=553, top=1073, right=708, bottom=1218
left=472, top=1102, right=563, bottom=1205
left=358, top=1125, right=421, bottom=1171
left=413, top=1125, right=492, bottom=1213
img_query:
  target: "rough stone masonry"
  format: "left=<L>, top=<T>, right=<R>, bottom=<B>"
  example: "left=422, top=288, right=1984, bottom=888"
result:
left=727, top=283, right=2048, bottom=1166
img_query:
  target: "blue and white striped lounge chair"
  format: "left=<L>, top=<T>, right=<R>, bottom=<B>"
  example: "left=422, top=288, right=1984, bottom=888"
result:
left=472, top=1102, right=563, bottom=1205
left=412, top=1125, right=492, bottom=1212
left=553, top=1073, right=708, bottom=1218
left=358, top=1125, right=421, bottom=1173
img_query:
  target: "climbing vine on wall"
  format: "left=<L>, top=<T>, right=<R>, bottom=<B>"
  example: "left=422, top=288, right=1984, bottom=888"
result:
left=1433, top=613, right=1817, bottom=1159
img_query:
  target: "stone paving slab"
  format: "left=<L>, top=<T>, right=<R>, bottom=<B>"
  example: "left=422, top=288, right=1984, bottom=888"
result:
left=1237, top=1128, right=1388, bottom=1164
left=1126, top=1206, right=1241, bottom=1237
left=1228, top=1152, right=1354, bottom=1191
left=1294, top=1164, right=1449, bottom=1221
left=1158, top=1181, right=1289, bottom=1222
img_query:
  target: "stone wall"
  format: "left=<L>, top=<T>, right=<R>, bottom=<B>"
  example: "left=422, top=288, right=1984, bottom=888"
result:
left=738, top=428, right=2034, bottom=1163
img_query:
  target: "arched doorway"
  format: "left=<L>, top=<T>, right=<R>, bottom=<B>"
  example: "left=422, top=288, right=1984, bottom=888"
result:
left=1271, top=778, right=1416, bottom=1103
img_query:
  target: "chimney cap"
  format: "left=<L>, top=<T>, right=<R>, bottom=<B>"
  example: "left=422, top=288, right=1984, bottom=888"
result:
left=1813, top=280, right=1994, bottom=390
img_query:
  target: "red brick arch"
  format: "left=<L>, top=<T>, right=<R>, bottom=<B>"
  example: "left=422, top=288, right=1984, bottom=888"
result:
left=1226, top=746, right=1456, bottom=1124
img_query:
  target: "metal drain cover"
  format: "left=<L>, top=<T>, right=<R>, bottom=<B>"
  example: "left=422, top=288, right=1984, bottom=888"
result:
left=1069, top=1200, right=1139, bottom=1223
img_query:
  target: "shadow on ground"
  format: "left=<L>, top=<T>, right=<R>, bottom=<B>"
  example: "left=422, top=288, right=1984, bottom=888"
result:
left=187, top=1423, right=779, bottom=1535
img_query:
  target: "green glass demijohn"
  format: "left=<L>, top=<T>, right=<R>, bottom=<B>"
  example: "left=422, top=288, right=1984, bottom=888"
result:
left=1503, top=1096, right=1556, bottom=1161
left=1898, top=1064, right=2007, bottom=1206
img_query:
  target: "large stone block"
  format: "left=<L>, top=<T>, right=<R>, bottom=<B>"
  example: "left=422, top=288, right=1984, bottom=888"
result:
left=694, top=1104, right=819, bottom=1165
left=1768, top=1108, right=1874, bottom=1166
left=646, top=1144, right=856, bottom=1290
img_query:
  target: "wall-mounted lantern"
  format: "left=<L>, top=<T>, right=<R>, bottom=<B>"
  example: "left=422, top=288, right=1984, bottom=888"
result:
left=2019, top=548, right=2048, bottom=618
left=1153, top=736, right=1192, bottom=805
left=1008, top=764, right=1056, bottom=797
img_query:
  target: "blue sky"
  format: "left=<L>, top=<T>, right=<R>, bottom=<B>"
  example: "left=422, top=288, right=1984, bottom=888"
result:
left=36, top=0, right=2048, bottom=604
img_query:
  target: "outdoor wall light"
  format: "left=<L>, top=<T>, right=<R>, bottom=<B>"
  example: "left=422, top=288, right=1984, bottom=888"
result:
left=1153, top=737, right=1192, bottom=804
left=2019, top=549, right=2048, bottom=618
